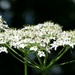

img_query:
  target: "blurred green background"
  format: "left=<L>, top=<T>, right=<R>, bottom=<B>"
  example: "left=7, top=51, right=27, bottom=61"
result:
left=0, top=0, right=75, bottom=75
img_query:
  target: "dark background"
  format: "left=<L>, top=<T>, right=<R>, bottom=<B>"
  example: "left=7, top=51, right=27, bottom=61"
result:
left=0, top=0, right=75, bottom=75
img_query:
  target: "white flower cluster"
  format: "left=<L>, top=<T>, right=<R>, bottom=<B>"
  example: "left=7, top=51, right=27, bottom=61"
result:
left=50, top=31, right=75, bottom=50
left=0, top=15, right=75, bottom=57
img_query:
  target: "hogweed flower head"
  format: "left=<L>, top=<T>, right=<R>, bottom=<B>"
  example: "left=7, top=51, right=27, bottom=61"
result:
left=0, top=16, right=75, bottom=58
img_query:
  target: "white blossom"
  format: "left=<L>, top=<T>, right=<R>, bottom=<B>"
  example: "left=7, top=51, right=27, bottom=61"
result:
left=46, top=46, right=51, bottom=53
left=37, top=51, right=45, bottom=57
left=17, top=44, right=26, bottom=49
left=40, top=43, right=45, bottom=47
left=0, top=47, right=8, bottom=53
left=30, top=46, right=38, bottom=51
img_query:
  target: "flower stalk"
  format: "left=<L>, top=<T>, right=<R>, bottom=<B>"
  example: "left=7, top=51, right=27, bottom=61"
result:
left=24, top=61, right=27, bottom=75
left=46, top=46, right=70, bottom=70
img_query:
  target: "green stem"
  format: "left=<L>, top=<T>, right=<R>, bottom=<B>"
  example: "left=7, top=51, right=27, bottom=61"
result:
left=59, top=59, right=75, bottom=66
left=24, top=62, right=27, bottom=75
left=5, top=44, right=40, bottom=69
left=5, top=44, right=24, bottom=59
left=43, top=52, right=48, bottom=68
left=46, top=46, right=70, bottom=69
left=36, top=52, right=42, bottom=66
left=50, top=46, right=66, bottom=63
left=42, top=70, right=46, bottom=75
left=8, top=49, right=24, bottom=63
left=27, top=56, right=39, bottom=66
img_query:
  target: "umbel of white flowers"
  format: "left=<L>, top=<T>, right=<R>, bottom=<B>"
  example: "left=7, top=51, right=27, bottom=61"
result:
left=0, top=15, right=75, bottom=57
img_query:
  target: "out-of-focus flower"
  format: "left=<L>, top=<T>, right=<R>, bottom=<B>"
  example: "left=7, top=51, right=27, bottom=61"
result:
left=0, top=0, right=11, bottom=10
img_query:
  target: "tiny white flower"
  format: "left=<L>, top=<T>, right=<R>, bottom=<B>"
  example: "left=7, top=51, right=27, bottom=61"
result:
left=30, top=46, right=38, bottom=51
left=50, top=42, right=59, bottom=50
left=46, top=46, right=51, bottom=53
left=0, top=47, right=8, bottom=53
left=37, top=51, right=45, bottom=57
left=40, top=43, right=45, bottom=47
left=17, top=44, right=25, bottom=49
